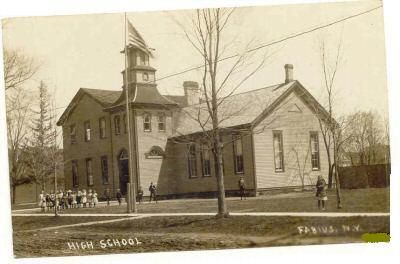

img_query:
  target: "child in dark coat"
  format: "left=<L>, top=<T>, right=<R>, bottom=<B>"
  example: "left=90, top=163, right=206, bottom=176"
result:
left=316, top=175, right=328, bottom=210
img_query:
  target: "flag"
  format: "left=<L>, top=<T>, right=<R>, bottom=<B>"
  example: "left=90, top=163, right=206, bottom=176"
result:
left=126, top=20, right=153, bottom=56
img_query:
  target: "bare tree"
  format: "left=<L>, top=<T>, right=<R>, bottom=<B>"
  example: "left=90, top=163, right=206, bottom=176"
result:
left=316, top=38, right=347, bottom=208
left=4, top=49, right=39, bottom=204
left=174, top=8, right=267, bottom=217
left=6, top=86, right=33, bottom=204
left=343, top=111, right=386, bottom=166
left=4, top=49, right=39, bottom=92
left=286, top=135, right=312, bottom=191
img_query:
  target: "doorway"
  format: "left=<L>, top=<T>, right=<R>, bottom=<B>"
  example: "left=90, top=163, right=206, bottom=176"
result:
left=118, top=149, right=129, bottom=195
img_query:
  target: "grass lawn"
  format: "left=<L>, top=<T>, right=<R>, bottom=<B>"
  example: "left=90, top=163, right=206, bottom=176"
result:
left=12, top=216, right=127, bottom=231
left=19, top=188, right=389, bottom=215
left=12, top=215, right=389, bottom=258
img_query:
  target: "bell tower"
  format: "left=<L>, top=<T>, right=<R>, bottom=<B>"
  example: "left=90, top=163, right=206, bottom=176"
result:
left=122, top=47, right=157, bottom=95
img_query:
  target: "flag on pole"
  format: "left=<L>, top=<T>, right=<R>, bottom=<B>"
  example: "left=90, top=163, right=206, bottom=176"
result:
left=127, top=20, right=153, bottom=56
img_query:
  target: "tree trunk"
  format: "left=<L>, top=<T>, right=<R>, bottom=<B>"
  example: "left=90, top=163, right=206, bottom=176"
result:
left=12, top=185, right=16, bottom=205
left=333, top=148, right=342, bottom=209
left=328, top=162, right=334, bottom=189
left=213, top=135, right=228, bottom=217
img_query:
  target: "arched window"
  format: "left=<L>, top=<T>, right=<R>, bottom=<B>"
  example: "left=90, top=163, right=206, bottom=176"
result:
left=119, top=149, right=128, bottom=160
left=143, top=113, right=152, bottom=132
left=145, top=146, right=165, bottom=159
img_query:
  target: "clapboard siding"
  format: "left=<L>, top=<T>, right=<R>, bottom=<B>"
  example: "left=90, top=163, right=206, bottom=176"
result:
left=163, top=132, right=255, bottom=195
left=253, top=88, right=330, bottom=189
left=134, top=108, right=173, bottom=196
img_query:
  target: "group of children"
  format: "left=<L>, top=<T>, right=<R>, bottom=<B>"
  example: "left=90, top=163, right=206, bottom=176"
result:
left=38, top=189, right=99, bottom=212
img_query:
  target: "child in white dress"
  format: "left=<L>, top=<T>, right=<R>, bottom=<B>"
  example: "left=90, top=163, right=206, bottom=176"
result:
left=92, top=190, right=98, bottom=207
left=87, top=189, right=93, bottom=208
left=39, top=191, right=46, bottom=212
left=72, top=191, right=77, bottom=208
left=82, top=189, right=87, bottom=208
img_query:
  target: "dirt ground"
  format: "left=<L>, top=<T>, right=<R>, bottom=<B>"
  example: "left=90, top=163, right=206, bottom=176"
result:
left=12, top=215, right=389, bottom=258
left=14, top=188, right=390, bottom=215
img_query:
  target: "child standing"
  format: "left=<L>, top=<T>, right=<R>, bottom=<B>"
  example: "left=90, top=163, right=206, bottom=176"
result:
left=77, top=189, right=82, bottom=208
left=82, top=189, right=87, bottom=208
left=316, top=175, right=328, bottom=210
left=116, top=189, right=122, bottom=206
left=92, top=190, right=98, bottom=208
left=87, top=189, right=93, bottom=208
left=72, top=191, right=77, bottom=209
left=39, top=191, right=46, bottom=212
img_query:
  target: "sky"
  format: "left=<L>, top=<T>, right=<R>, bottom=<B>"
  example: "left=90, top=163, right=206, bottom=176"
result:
left=2, top=0, right=388, bottom=121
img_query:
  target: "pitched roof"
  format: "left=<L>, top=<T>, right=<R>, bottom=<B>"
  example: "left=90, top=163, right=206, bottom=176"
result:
left=80, top=88, right=121, bottom=107
left=165, top=95, right=188, bottom=107
left=107, top=84, right=179, bottom=110
left=57, top=88, right=121, bottom=126
left=172, top=81, right=297, bottom=136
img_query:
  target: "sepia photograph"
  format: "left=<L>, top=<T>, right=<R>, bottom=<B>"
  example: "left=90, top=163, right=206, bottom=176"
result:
left=1, top=0, right=391, bottom=259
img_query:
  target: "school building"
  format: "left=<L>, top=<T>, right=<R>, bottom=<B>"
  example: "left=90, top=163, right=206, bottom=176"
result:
left=57, top=32, right=332, bottom=198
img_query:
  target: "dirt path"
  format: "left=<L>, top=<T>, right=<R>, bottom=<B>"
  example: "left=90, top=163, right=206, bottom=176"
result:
left=13, top=212, right=390, bottom=217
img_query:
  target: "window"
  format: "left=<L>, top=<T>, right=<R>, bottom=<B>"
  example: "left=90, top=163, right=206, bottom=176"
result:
left=99, top=117, right=106, bottom=139
left=101, top=156, right=109, bottom=184
left=139, top=53, right=146, bottom=65
left=233, top=135, right=244, bottom=174
left=86, top=158, right=93, bottom=186
left=143, top=113, right=151, bottom=132
left=114, top=115, right=121, bottom=135
left=201, top=145, right=211, bottom=177
left=273, top=131, right=284, bottom=172
left=188, top=144, right=197, bottom=178
left=70, top=124, right=76, bottom=144
left=84, top=121, right=91, bottom=142
left=158, top=113, right=166, bottom=132
left=72, top=160, right=78, bottom=187
left=310, top=132, right=320, bottom=170
left=143, top=72, right=149, bottom=81
left=123, top=114, right=127, bottom=133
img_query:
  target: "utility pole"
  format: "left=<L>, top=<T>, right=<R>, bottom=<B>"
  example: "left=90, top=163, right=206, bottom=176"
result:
left=124, top=13, right=137, bottom=213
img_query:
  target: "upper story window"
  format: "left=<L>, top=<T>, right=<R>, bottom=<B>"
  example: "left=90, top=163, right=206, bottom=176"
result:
left=273, top=131, right=284, bottom=172
left=123, top=114, right=127, bottom=133
left=233, top=134, right=244, bottom=174
left=143, top=113, right=152, bottom=132
left=158, top=112, right=166, bottom=132
left=139, top=53, right=146, bottom=65
left=70, top=124, right=76, bottom=144
left=84, top=121, right=91, bottom=142
left=143, top=72, right=149, bottom=82
left=201, top=144, right=211, bottom=177
left=310, top=132, right=320, bottom=170
left=72, top=160, right=78, bottom=187
left=114, top=115, right=121, bottom=135
left=99, top=117, right=106, bottom=139
left=188, top=143, right=197, bottom=178
left=86, top=158, right=93, bottom=186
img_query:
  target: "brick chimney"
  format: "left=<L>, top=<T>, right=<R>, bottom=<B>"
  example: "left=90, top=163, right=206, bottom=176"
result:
left=284, top=64, right=294, bottom=83
left=183, top=81, right=200, bottom=105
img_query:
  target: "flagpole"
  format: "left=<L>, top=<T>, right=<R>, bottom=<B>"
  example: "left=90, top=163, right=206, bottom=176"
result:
left=124, top=12, right=137, bottom=213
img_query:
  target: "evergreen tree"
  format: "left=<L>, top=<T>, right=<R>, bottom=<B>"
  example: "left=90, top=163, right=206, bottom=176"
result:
left=28, top=81, right=56, bottom=191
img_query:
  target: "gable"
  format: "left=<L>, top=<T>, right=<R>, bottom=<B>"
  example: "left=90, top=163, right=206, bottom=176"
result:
left=57, top=92, right=107, bottom=126
left=252, top=81, right=331, bottom=128
left=57, top=88, right=120, bottom=126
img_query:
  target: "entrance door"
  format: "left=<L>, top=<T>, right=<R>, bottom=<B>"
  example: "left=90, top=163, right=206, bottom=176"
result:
left=119, top=150, right=129, bottom=195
